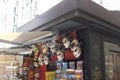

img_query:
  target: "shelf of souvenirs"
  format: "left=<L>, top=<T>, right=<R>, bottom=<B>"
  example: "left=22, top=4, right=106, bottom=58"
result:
left=46, top=69, right=83, bottom=80
left=55, top=69, right=83, bottom=80
left=46, top=61, right=83, bottom=80
left=55, top=61, right=83, bottom=80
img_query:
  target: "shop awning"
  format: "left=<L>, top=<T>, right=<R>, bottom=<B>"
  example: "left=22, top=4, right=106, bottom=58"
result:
left=0, top=31, right=54, bottom=54
left=0, top=31, right=53, bottom=44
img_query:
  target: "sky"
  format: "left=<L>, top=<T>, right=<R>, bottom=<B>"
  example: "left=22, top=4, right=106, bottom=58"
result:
left=0, top=0, right=62, bottom=34
left=92, top=0, right=120, bottom=10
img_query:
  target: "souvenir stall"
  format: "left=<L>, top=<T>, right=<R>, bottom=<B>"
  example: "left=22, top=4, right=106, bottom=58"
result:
left=22, top=31, right=83, bottom=80
left=17, top=0, right=120, bottom=80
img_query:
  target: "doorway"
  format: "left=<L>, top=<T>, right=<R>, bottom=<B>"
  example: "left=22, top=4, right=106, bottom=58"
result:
left=104, top=42, right=120, bottom=80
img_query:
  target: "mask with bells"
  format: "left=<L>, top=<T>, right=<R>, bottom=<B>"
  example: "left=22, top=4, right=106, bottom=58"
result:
left=71, top=39, right=81, bottom=58
left=56, top=50, right=64, bottom=61
left=62, top=37, right=70, bottom=48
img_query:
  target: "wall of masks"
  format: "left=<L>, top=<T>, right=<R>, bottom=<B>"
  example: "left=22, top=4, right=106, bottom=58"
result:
left=22, top=31, right=83, bottom=80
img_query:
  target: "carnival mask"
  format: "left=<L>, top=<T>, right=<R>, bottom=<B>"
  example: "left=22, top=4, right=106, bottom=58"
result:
left=32, top=45, right=37, bottom=52
left=32, top=45, right=39, bottom=60
left=41, top=43, right=48, bottom=53
left=71, top=46, right=81, bottom=58
left=62, top=37, right=70, bottom=48
left=38, top=55, right=44, bottom=66
left=34, top=61, right=39, bottom=68
left=71, top=39, right=81, bottom=58
left=71, top=39, right=79, bottom=46
left=47, top=41, right=57, bottom=54
left=43, top=55, right=49, bottom=65
left=56, top=50, right=64, bottom=61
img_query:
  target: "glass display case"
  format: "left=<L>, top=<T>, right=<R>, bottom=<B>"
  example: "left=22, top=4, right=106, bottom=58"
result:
left=0, top=55, right=23, bottom=80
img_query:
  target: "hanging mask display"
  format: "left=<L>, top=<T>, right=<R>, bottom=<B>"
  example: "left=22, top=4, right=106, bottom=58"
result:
left=38, top=55, right=44, bottom=66
left=71, top=39, right=81, bottom=58
left=71, top=39, right=79, bottom=46
left=41, top=43, right=48, bottom=54
left=22, top=31, right=83, bottom=80
left=47, top=41, right=57, bottom=54
left=32, top=45, right=40, bottom=60
left=71, top=45, right=81, bottom=58
left=34, top=61, right=39, bottom=68
left=62, top=37, right=70, bottom=48
left=62, top=31, right=82, bottom=60
left=46, top=41, right=58, bottom=61
left=43, top=55, right=49, bottom=65
left=56, top=50, right=64, bottom=61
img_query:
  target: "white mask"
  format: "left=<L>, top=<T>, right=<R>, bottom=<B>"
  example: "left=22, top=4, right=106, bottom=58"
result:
left=43, top=56, right=49, bottom=65
left=57, top=50, right=64, bottom=61
left=71, top=46, right=81, bottom=58
left=62, top=37, right=70, bottom=48
left=34, top=62, right=39, bottom=67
